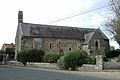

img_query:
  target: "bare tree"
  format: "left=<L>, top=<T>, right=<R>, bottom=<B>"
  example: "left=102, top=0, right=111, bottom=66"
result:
left=105, top=0, right=120, bottom=45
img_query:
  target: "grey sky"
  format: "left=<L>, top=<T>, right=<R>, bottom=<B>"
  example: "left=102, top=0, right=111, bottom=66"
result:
left=0, top=0, right=119, bottom=48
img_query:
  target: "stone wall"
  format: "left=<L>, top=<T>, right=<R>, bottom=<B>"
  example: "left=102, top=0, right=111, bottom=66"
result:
left=42, top=38, right=82, bottom=53
left=7, top=55, right=103, bottom=71
left=78, top=55, right=103, bottom=71
left=103, top=62, right=120, bottom=70
left=7, top=61, right=25, bottom=67
left=22, top=38, right=83, bottom=54
left=15, top=24, right=23, bottom=59
left=7, top=61, right=59, bottom=69
left=87, top=29, right=110, bottom=57
left=77, top=64, right=102, bottom=71
left=22, top=38, right=33, bottom=50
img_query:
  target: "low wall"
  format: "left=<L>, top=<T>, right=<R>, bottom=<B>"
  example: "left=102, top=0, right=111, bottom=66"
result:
left=103, top=62, right=120, bottom=70
left=7, top=61, right=25, bottom=67
left=6, top=55, right=103, bottom=71
left=7, top=61, right=60, bottom=69
left=77, top=64, right=102, bottom=71
left=27, top=62, right=59, bottom=69
left=7, top=61, right=102, bottom=71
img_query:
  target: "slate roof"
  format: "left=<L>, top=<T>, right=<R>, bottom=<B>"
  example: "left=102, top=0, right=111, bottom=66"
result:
left=20, top=22, right=97, bottom=40
left=83, top=32, right=95, bottom=44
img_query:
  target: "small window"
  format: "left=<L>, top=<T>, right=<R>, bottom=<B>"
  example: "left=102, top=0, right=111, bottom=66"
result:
left=69, top=48, right=71, bottom=51
left=50, top=43, right=52, bottom=49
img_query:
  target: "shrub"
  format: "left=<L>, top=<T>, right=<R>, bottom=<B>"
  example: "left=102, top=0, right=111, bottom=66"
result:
left=17, top=49, right=44, bottom=65
left=59, top=50, right=87, bottom=70
left=26, top=49, right=44, bottom=62
left=43, top=52, right=60, bottom=63
left=0, top=54, right=3, bottom=62
left=5, top=48, right=15, bottom=60
left=17, top=50, right=28, bottom=65
left=106, top=49, right=120, bottom=58
left=85, top=56, right=96, bottom=64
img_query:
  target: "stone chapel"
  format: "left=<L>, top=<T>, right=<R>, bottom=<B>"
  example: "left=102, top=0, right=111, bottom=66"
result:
left=15, top=11, right=110, bottom=59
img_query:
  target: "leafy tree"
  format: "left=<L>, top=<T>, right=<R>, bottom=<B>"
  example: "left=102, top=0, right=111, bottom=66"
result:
left=105, top=0, right=120, bottom=45
left=5, top=48, right=15, bottom=59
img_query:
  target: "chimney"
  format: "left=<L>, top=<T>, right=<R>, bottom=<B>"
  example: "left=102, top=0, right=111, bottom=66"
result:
left=18, top=11, right=23, bottom=23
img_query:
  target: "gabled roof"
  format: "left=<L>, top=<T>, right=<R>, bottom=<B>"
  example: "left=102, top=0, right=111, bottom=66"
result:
left=3, top=43, right=15, bottom=48
left=98, top=29, right=108, bottom=39
left=1, top=43, right=15, bottom=51
left=20, top=22, right=96, bottom=40
left=83, top=29, right=108, bottom=44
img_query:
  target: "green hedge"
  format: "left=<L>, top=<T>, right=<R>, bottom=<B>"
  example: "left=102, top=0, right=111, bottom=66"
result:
left=17, top=49, right=44, bottom=65
left=43, top=52, right=60, bottom=63
left=106, top=49, right=120, bottom=58
left=57, top=50, right=87, bottom=70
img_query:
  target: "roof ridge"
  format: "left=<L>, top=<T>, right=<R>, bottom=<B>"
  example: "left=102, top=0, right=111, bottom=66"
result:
left=20, top=22, right=97, bottom=39
left=22, top=22, right=96, bottom=29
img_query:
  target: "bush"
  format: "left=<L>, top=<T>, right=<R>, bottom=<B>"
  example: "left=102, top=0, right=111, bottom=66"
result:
left=106, top=49, right=120, bottom=58
left=57, top=50, right=87, bottom=70
left=5, top=48, right=15, bottom=59
left=17, top=49, right=45, bottom=65
left=0, top=54, right=3, bottom=62
left=43, top=52, right=60, bottom=63
left=17, top=50, right=27, bottom=65
left=85, top=56, right=96, bottom=64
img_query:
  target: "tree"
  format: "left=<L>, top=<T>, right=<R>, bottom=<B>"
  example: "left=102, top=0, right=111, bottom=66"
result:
left=105, top=0, right=120, bottom=45
left=5, top=48, right=15, bottom=59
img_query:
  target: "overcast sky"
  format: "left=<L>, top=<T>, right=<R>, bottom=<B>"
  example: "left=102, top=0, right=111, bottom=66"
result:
left=0, top=0, right=119, bottom=49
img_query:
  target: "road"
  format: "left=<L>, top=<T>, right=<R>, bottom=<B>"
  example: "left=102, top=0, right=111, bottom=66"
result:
left=0, top=66, right=116, bottom=80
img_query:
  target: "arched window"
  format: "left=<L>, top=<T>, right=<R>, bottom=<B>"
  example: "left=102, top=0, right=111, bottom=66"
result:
left=50, top=43, right=52, bottom=49
left=95, top=41, right=99, bottom=50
